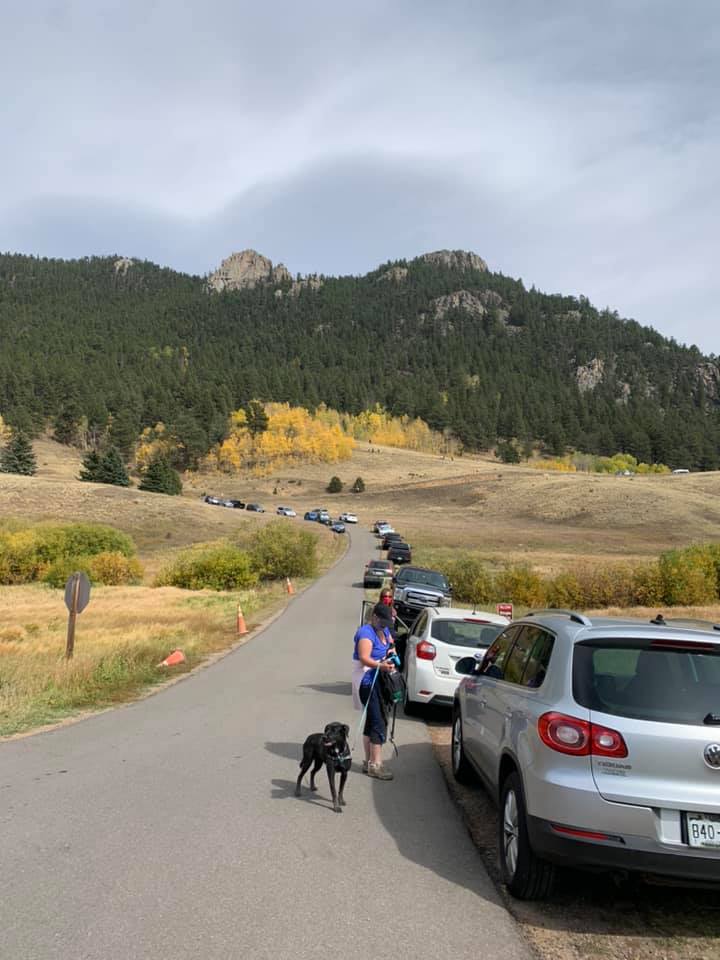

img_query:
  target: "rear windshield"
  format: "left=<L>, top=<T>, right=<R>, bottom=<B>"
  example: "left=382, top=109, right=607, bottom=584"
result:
left=431, top=619, right=504, bottom=649
left=396, top=569, right=448, bottom=590
left=369, top=561, right=392, bottom=570
left=573, top=641, right=720, bottom=725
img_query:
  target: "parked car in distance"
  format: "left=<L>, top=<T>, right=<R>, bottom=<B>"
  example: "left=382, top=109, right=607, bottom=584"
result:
left=404, top=607, right=507, bottom=713
left=204, top=496, right=222, bottom=505
left=246, top=503, right=265, bottom=512
left=317, top=509, right=330, bottom=523
left=452, top=610, right=720, bottom=900
left=304, top=510, right=319, bottom=521
left=381, top=531, right=403, bottom=549
left=224, top=499, right=245, bottom=509
left=376, top=522, right=394, bottom=537
left=373, top=520, right=389, bottom=533
left=392, top=566, right=452, bottom=623
left=276, top=506, right=297, bottom=516
left=339, top=512, right=358, bottom=523
left=331, top=520, right=346, bottom=534
left=387, top=542, right=412, bottom=565
left=318, top=515, right=332, bottom=526
left=364, top=559, right=394, bottom=588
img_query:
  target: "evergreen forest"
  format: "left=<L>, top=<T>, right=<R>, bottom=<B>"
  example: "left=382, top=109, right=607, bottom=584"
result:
left=1, top=250, right=718, bottom=470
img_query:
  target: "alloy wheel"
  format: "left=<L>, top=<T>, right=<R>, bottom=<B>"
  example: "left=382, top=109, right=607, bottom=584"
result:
left=503, top=788, right=519, bottom=878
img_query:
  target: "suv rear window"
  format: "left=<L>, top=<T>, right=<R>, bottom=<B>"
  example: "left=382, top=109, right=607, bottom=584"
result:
left=431, top=619, right=503, bottom=649
left=573, top=640, right=720, bottom=725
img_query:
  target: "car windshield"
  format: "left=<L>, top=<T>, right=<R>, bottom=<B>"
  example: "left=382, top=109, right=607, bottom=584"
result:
left=397, top=569, right=448, bottom=590
left=431, top=619, right=503, bottom=649
left=573, top=640, right=720, bottom=725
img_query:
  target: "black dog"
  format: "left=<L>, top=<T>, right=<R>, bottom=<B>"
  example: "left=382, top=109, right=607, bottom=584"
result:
left=295, top=722, right=351, bottom=813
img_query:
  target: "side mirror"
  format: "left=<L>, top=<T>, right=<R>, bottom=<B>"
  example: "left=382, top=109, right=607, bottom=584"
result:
left=455, top=656, right=479, bottom=676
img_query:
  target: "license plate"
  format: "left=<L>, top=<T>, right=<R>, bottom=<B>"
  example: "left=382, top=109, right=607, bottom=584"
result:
left=686, top=812, right=720, bottom=848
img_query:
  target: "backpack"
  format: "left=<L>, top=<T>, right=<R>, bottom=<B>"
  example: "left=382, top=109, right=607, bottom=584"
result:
left=379, top=668, right=406, bottom=708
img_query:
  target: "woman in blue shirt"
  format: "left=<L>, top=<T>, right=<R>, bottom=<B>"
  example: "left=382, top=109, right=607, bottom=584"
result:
left=351, top=603, right=396, bottom=780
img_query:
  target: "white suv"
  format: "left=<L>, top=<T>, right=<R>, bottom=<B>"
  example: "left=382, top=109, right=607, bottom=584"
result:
left=452, top=610, right=720, bottom=899
left=403, top=607, right=507, bottom=713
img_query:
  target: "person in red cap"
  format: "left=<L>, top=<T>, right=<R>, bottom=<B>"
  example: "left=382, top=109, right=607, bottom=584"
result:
left=351, top=602, right=397, bottom=779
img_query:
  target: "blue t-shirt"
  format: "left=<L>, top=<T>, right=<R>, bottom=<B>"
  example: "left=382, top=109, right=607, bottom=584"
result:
left=353, top=623, right=391, bottom=687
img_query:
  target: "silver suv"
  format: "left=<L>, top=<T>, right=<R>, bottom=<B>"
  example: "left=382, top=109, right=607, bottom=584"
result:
left=451, top=610, right=720, bottom=899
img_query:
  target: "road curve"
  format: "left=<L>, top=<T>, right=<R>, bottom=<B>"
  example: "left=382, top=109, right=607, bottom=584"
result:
left=1, top=526, right=532, bottom=960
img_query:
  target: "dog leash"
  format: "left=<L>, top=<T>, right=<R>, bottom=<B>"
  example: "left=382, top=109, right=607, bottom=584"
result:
left=352, top=665, right=380, bottom=751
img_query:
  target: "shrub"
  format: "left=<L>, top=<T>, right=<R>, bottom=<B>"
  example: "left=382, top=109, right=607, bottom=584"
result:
left=351, top=476, right=365, bottom=493
left=546, top=571, right=584, bottom=609
left=42, top=555, right=95, bottom=588
left=659, top=546, right=718, bottom=606
left=630, top=561, right=665, bottom=607
left=249, top=521, right=318, bottom=580
left=87, top=552, right=144, bottom=585
left=495, top=564, right=546, bottom=607
left=155, top=542, right=258, bottom=591
left=327, top=475, right=343, bottom=493
left=441, top=556, right=494, bottom=605
left=0, top=522, right=138, bottom=585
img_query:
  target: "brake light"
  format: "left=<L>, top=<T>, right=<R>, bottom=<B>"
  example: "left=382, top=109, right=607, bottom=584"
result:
left=416, top=640, right=436, bottom=661
left=538, top=712, right=627, bottom=758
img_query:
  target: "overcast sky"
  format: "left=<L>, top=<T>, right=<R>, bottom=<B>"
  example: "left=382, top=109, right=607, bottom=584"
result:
left=2, top=1, right=718, bottom=352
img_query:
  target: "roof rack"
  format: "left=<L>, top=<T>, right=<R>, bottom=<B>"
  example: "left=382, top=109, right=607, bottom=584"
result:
left=650, top=614, right=720, bottom=632
left=526, top=609, right=592, bottom=627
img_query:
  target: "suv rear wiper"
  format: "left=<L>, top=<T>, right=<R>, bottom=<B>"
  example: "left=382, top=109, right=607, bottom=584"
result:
left=703, top=713, right=720, bottom=725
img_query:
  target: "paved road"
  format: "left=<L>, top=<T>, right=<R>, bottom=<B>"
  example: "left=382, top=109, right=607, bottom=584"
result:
left=1, top=527, right=532, bottom=960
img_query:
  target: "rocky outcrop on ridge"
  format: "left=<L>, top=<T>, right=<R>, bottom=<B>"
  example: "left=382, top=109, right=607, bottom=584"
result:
left=417, top=250, right=488, bottom=273
left=207, top=250, right=291, bottom=292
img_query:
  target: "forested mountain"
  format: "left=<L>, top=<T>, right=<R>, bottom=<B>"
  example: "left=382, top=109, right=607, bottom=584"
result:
left=1, top=248, right=718, bottom=470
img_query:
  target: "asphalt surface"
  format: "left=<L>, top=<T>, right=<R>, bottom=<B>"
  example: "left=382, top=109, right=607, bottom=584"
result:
left=1, top=527, right=533, bottom=960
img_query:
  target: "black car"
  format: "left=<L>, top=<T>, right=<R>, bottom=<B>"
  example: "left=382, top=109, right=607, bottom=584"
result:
left=224, top=499, right=245, bottom=509
left=381, top=532, right=403, bottom=550
left=246, top=503, right=265, bottom=513
left=387, top=542, right=412, bottom=564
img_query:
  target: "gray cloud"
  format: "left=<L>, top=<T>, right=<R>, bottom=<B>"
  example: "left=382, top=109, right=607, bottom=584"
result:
left=2, top=0, right=718, bottom=351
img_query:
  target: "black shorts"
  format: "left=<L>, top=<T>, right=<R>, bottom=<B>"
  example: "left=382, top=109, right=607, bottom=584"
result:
left=359, top=679, right=386, bottom=745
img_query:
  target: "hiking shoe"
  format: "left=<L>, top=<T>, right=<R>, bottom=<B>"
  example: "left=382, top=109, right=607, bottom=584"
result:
left=367, top=762, right=393, bottom=781
left=362, top=760, right=369, bottom=774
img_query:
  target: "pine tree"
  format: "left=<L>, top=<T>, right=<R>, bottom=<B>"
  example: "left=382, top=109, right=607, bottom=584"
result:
left=245, top=400, right=269, bottom=438
left=0, top=430, right=37, bottom=475
left=139, top=457, right=182, bottom=495
left=327, top=475, right=343, bottom=493
left=351, top=476, right=365, bottom=493
left=96, top=446, right=130, bottom=487
left=79, top=448, right=102, bottom=482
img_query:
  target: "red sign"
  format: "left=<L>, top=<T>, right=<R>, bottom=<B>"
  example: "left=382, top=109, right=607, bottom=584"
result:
left=496, top=602, right=513, bottom=620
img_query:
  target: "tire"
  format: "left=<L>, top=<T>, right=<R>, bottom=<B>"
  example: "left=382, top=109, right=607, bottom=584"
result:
left=403, top=683, right=421, bottom=716
left=451, top=709, right=475, bottom=784
left=498, top=772, right=555, bottom=900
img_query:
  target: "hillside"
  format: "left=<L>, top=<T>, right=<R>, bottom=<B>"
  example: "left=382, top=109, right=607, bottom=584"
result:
left=6, top=438, right=720, bottom=579
left=1, top=249, right=719, bottom=470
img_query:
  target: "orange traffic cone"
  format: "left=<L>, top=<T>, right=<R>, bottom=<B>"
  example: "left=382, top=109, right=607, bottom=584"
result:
left=237, top=604, right=248, bottom=636
left=286, top=577, right=295, bottom=595
left=158, top=649, right=186, bottom=668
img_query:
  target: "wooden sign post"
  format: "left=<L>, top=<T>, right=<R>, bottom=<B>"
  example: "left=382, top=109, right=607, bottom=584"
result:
left=64, top=572, right=91, bottom=660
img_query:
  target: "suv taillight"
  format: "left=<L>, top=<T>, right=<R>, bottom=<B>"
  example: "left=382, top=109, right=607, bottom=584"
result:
left=538, top=712, right=627, bottom=758
left=416, top=640, right=436, bottom=661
